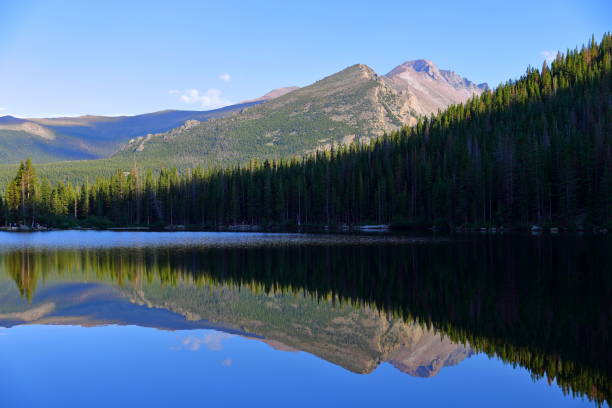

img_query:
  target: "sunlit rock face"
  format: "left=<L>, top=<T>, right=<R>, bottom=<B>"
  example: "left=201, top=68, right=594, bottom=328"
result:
left=387, top=331, right=473, bottom=377
left=386, top=59, right=488, bottom=116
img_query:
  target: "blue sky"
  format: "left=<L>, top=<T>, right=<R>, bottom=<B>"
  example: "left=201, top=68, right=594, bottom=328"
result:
left=0, top=0, right=610, bottom=117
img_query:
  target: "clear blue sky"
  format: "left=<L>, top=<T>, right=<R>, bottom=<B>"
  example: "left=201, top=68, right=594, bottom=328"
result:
left=0, top=0, right=610, bottom=117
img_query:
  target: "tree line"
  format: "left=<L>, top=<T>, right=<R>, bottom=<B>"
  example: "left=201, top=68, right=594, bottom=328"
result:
left=1, top=34, right=610, bottom=229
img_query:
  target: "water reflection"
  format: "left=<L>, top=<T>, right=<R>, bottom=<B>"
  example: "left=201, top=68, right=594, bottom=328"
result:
left=0, top=233, right=609, bottom=405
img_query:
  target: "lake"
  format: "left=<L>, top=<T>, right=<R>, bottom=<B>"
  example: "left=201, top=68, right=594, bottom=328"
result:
left=0, top=231, right=609, bottom=407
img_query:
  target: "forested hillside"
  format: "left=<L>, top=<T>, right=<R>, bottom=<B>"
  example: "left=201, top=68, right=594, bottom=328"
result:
left=1, top=34, right=610, bottom=229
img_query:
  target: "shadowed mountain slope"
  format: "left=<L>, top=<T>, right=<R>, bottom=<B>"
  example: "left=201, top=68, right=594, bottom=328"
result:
left=0, top=103, right=262, bottom=164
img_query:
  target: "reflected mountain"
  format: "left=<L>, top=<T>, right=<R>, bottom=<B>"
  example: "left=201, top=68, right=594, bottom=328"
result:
left=0, top=234, right=609, bottom=404
left=0, top=277, right=471, bottom=378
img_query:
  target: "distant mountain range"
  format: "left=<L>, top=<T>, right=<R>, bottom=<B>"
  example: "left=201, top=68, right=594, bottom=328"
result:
left=0, top=101, right=264, bottom=164
left=0, top=59, right=486, bottom=177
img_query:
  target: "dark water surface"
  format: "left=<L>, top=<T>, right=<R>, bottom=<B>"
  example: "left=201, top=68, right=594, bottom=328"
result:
left=0, top=231, right=609, bottom=407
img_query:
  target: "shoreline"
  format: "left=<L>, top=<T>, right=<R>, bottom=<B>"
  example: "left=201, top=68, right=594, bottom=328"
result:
left=0, top=224, right=608, bottom=235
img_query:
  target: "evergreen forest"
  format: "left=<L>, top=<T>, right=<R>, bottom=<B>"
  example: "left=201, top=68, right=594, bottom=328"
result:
left=1, top=34, right=610, bottom=230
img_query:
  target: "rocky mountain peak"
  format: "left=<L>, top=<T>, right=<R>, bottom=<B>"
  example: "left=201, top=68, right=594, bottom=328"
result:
left=399, top=59, right=443, bottom=80
left=387, top=59, right=439, bottom=78
left=385, top=59, right=487, bottom=115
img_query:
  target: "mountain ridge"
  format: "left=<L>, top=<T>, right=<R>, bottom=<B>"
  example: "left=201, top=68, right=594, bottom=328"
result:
left=115, top=61, right=483, bottom=170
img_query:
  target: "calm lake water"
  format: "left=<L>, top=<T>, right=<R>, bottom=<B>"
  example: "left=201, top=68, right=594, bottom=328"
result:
left=0, top=231, right=609, bottom=407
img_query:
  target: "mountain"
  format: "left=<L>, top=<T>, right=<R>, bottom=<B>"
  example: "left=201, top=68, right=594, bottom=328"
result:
left=0, top=103, right=262, bottom=164
left=114, top=64, right=421, bottom=168
left=114, top=62, right=487, bottom=170
left=0, top=59, right=484, bottom=182
left=385, top=59, right=488, bottom=115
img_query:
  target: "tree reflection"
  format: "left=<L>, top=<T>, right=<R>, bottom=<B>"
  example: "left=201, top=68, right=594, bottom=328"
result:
left=1, top=235, right=609, bottom=404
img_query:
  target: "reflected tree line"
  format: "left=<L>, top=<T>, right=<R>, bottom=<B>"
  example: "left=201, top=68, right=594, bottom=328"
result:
left=1, top=236, right=610, bottom=404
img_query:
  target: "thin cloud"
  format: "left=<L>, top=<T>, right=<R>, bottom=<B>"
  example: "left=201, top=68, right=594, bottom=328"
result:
left=172, top=88, right=232, bottom=109
left=175, top=332, right=233, bottom=351
left=219, top=73, right=231, bottom=82
left=540, top=50, right=557, bottom=64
